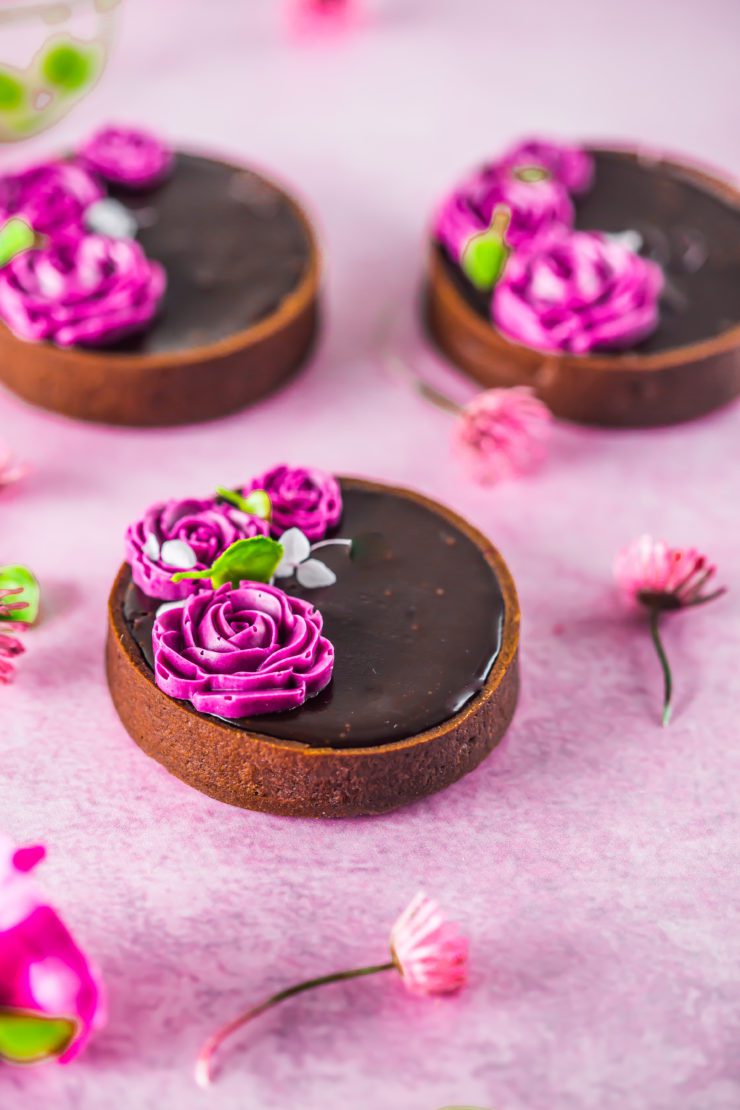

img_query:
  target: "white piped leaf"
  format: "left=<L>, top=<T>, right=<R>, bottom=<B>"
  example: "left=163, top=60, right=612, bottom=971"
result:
left=143, top=533, right=160, bottom=561
left=160, top=539, right=197, bottom=569
left=296, top=559, right=336, bottom=589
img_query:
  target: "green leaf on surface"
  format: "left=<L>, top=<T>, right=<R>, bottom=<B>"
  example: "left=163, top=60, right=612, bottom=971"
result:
left=0, top=219, right=36, bottom=268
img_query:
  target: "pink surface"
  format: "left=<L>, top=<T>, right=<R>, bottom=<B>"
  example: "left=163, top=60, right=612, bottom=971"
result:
left=1, top=1, right=740, bottom=1106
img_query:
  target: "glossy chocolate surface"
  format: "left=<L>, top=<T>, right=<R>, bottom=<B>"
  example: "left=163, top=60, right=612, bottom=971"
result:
left=107, top=152, right=311, bottom=354
left=439, top=149, right=740, bottom=353
left=123, top=485, right=505, bottom=749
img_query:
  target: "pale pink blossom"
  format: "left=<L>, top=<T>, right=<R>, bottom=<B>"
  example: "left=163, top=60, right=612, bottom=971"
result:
left=389, top=892, right=468, bottom=995
left=614, top=536, right=725, bottom=725
left=614, top=535, right=723, bottom=611
left=454, top=385, right=552, bottom=485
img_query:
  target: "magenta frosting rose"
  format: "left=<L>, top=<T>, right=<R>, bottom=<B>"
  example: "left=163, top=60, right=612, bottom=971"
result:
left=0, top=160, right=102, bottom=240
left=492, top=228, right=664, bottom=354
left=435, top=165, right=572, bottom=263
left=152, top=582, right=334, bottom=718
left=499, top=138, right=594, bottom=196
left=242, top=465, right=342, bottom=542
left=78, top=125, right=174, bottom=190
left=125, top=498, right=269, bottom=602
left=0, top=233, right=165, bottom=347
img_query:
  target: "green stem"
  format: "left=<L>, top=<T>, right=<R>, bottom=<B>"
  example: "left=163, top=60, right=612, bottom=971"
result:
left=649, top=608, right=673, bottom=727
left=195, top=961, right=395, bottom=1087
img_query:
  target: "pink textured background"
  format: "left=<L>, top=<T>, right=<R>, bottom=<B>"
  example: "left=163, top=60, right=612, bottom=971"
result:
left=1, top=1, right=739, bottom=1107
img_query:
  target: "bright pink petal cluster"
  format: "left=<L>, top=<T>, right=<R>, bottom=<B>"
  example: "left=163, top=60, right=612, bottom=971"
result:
left=79, top=125, right=174, bottom=190
left=289, top=0, right=357, bottom=34
left=390, top=892, right=468, bottom=995
left=454, top=386, right=551, bottom=485
left=0, top=160, right=102, bottom=241
left=153, top=582, right=335, bottom=718
left=0, top=838, right=104, bottom=1063
left=125, top=497, right=269, bottom=602
left=615, top=535, right=722, bottom=610
left=0, top=233, right=166, bottom=347
left=242, top=465, right=343, bottom=542
left=499, top=137, right=594, bottom=195
left=493, top=228, right=663, bottom=354
left=435, top=166, right=572, bottom=263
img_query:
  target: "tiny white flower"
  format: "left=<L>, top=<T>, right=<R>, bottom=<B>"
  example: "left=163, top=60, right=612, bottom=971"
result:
left=274, top=528, right=311, bottom=578
left=160, top=539, right=197, bottom=569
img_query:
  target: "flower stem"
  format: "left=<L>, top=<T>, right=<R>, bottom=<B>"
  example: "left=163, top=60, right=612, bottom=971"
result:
left=195, top=961, right=395, bottom=1087
left=649, top=608, right=673, bottom=727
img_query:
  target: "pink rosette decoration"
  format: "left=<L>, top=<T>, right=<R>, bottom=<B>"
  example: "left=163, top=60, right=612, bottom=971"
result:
left=152, top=582, right=334, bottom=718
left=125, top=498, right=269, bottom=602
left=243, top=465, right=342, bottom=542
left=0, top=233, right=165, bottom=347
left=435, top=165, right=573, bottom=263
left=78, top=125, right=174, bottom=190
left=0, top=160, right=102, bottom=241
left=499, top=137, right=594, bottom=195
left=493, top=228, right=663, bottom=354
left=0, top=838, right=104, bottom=1064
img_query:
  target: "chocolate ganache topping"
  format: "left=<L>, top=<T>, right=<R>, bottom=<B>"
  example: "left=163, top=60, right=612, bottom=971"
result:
left=123, top=481, right=506, bottom=749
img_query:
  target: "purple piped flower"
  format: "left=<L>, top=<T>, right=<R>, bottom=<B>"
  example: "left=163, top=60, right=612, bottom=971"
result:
left=492, top=228, right=664, bottom=355
left=78, top=125, right=173, bottom=190
left=0, top=837, right=105, bottom=1064
left=0, top=160, right=102, bottom=241
left=0, top=233, right=166, bottom=347
left=242, top=465, right=342, bottom=542
left=435, top=164, right=573, bottom=265
left=499, top=138, right=594, bottom=196
left=152, top=582, right=334, bottom=718
left=125, top=499, right=269, bottom=602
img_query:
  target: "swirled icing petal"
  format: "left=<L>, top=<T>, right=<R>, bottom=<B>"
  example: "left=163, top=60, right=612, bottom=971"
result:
left=242, top=466, right=342, bottom=542
left=152, top=582, right=334, bottom=718
left=492, top=228, right=663, bottom=354
left=78, top=126, right=173, bottom=190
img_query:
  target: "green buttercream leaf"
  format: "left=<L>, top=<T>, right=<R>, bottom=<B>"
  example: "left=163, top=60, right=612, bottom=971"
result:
left=0, top=565, right=40, bottom=624
left=171, top=537, right=284, bottom=589
left=214, top=486, right=272, bottom=521
left=461, top=231, right=508, bottom=291
left=0, top=1009, right=77, bottom=1064
left=0, top=219, right=36, bottom=268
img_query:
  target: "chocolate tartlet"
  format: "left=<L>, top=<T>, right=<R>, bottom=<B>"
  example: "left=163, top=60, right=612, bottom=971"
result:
left=106, top=476, right=520, bottom=817
left=427, top=147, right=740, bottom=426
left=0, top=152, right=319, bottom=425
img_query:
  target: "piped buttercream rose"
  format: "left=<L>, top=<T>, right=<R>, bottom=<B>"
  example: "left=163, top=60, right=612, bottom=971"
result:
left=0, top=160, right=102, bottom=241
left=152, top=582, right=334, bottom=718
left=435, top=165, right=573, bottom=277
left=499, top=138, right=594, bottom=196
left=78, top=126, right=174, bottom=190
left=492, top=228, right=664, bottom=354
left=125, top=499, right=269, bottom=602
left=0, top=233, right=166, bottom=347
left=242, top=465, right=342, bottom=542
